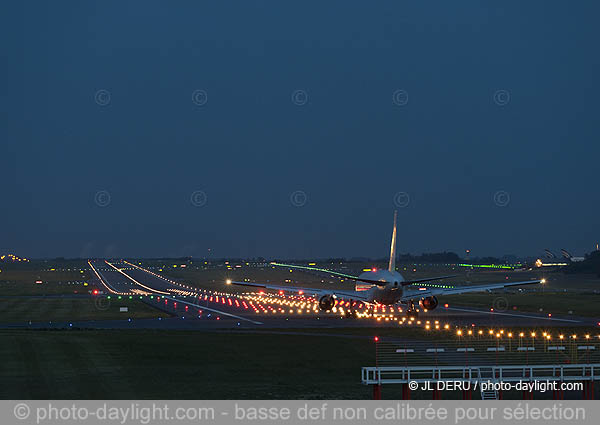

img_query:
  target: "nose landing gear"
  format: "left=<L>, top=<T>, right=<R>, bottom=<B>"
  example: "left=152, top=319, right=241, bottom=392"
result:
left=406, top=300, right=418, bottom=319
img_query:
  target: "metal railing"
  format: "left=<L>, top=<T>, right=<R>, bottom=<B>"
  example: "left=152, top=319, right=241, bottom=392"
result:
left=375, top=339, right=599, bottom=367
left=362, top=363, right=600, bottom=385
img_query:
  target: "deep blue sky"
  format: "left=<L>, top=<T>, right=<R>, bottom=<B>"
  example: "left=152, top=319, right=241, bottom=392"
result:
left=2, top=1, right=599, bottom=259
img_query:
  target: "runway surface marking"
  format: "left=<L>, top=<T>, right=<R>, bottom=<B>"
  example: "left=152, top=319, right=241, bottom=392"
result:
left=105, top=261, right=170, bottom=295
left=446, top=306, right=582, bottom=323
left=164, top=296, right=263, bottom=325
left=88, top=260, right=125, bottom=295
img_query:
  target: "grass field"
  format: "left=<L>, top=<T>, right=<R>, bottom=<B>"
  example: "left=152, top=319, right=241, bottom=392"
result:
left=443, top=291, right=600, bottom=318
left=0, top=269, right=92, bottom=296
left=0, top=298, right=169, bottom=323
left=0, top=329, right=376, bottom=399
left=1, top=328, right=597, bottom=399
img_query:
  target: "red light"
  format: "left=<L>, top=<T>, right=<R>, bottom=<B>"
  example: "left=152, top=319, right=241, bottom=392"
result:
left=279, top=290, right=284, bottom=295
left=444, top=303, right=449, bottom=308
left=216, top=317, right=220, bottom=320
left=92, top=289, right=99, bottom=295
left=298, top=290, right=303, bottom=295
left=372, top=268, right=377, bottom=272
left=374, top=336, right=379, bottom=342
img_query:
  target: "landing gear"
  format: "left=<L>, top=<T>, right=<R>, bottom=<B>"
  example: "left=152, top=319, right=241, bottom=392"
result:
left=346, top=300, right=358, bottom=319
left=407, top=310, right=418, bottom=319
left=406, top=300, right=418, bottom=319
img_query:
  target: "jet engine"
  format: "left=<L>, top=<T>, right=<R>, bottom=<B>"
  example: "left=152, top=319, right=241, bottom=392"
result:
left=318, top=294, right=335, bottom=311
left=420, top=296, right=439, bottom=311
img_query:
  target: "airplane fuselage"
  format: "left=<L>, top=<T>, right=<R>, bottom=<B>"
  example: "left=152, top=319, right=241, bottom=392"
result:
left=357, top=270, right=405, bottom=305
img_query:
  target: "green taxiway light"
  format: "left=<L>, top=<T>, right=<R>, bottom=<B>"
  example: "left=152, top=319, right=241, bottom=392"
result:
left=458, top=263, right=515, bottom=269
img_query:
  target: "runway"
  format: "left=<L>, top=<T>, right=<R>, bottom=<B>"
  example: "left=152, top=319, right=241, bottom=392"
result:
left=54, top=259, right=598, bottom=330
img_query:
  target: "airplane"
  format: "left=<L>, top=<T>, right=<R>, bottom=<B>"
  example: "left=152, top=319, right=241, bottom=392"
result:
left=560, top=249, right=585, bottom=263
left=227, top=211, right=544, bottom=318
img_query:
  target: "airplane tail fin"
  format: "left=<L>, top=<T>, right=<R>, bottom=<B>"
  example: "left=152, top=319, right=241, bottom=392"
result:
left=561, top=249, right=572, bottom=259
left=388, top=210, right=397, bottom=272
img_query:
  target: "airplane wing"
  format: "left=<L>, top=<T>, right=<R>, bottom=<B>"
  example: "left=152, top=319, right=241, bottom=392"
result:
left=270, top=262, right=456, bottom=287
left=269, top=262, right=389, bottom=286
left=401, top=279, right=542, bottom=300
left=403, top=275, right=457, bottom=285
left=227, top=280, right=371, bottom=301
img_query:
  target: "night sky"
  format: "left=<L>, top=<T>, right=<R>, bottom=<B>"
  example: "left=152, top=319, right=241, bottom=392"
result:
left=2, top=1, right=599, bottom=259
